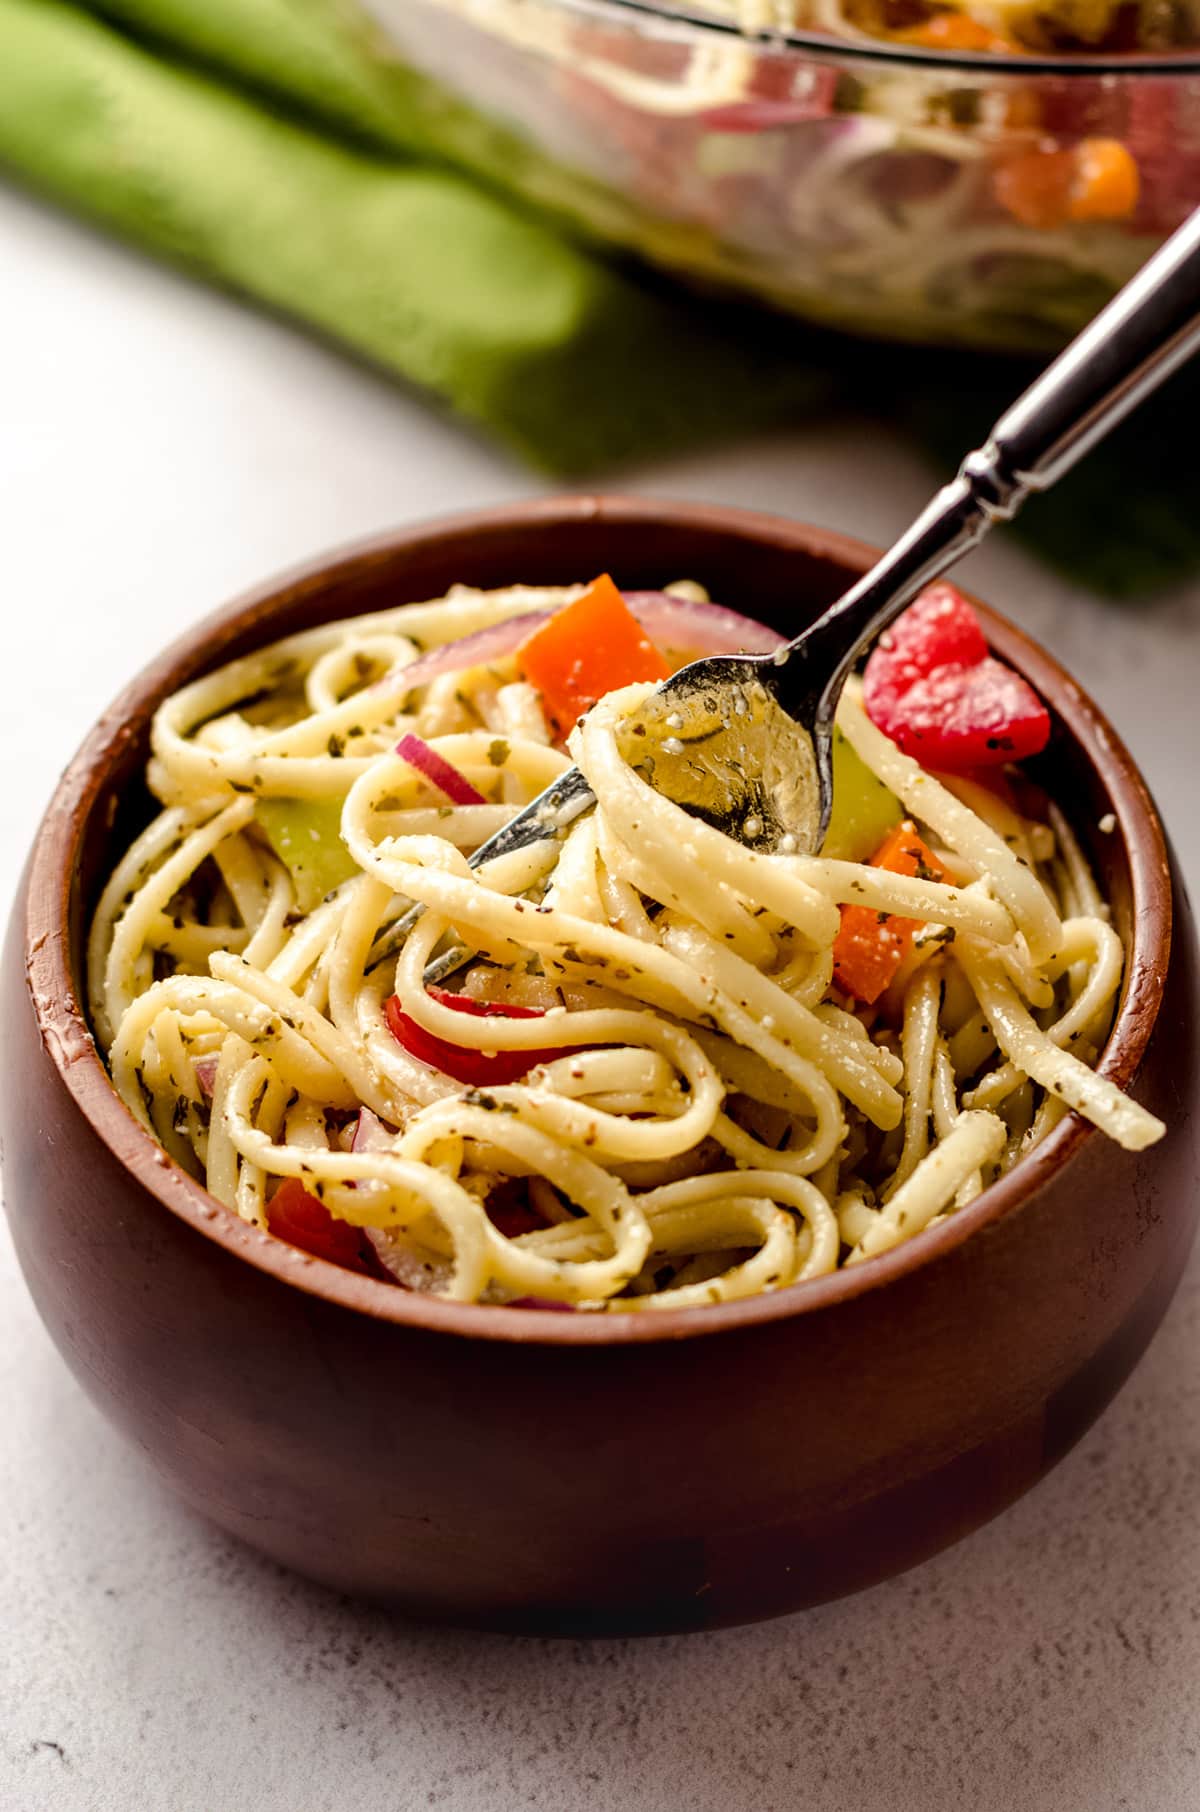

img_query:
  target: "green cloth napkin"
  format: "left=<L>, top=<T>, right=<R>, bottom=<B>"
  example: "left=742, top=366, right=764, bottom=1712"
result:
left=0, top=0, right=1195, bottom=594
left=0, top=0, right=832, bottom=472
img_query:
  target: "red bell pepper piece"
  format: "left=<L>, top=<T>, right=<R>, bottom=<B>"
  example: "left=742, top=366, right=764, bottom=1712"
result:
left=863, top=584, right=1050, bottom=771
left=385, top=988, right=573, bottom=1087
left=266, top=1177, right=378, bottom=1274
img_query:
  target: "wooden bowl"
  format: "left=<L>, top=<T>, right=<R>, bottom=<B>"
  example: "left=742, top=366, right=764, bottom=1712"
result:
left=4, top=498, right=1197, bottom=1635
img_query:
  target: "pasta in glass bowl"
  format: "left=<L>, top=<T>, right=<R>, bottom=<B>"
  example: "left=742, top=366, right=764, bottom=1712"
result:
left=355, top=0, right=1200, bottom=351
left=4, top=498, right=1196, bottom=1632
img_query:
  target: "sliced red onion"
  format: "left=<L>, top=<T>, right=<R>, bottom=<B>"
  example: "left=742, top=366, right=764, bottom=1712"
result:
left=378, top=593, right=782, bottom=699
left=396, top=732, right=488, bottom=806
left=355, top=1108, right=453, bottom=1291
left=700, top=93, right=838, bottom=134
left=342, top=1106, right=399, bottom=1196
left=365, top=1229, right=453, bottom=1294
left=352, top=1106, right=395, bottom=1154
left=620, top=592, right=784, bottom=658
left=507, top=1296, right=578, bottom=1312
left=377, top=614, right=549, bottom=693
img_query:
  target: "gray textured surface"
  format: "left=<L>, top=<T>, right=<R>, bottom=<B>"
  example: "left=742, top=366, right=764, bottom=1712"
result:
left=2, top=186, right=1198, bottom=1812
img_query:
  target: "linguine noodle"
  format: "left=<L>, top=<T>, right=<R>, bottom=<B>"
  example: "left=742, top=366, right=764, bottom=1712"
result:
left=88, top=581, right=1163, bottom=1311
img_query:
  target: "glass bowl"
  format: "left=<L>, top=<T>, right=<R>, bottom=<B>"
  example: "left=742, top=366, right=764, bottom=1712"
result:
left=355, top=0, right=1200, bottom=351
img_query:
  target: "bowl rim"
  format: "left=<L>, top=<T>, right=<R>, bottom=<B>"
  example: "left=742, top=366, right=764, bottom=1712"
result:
left=20, top=494, right=1174, bottom=1347
left=543, top=0, right=1200, bottom=74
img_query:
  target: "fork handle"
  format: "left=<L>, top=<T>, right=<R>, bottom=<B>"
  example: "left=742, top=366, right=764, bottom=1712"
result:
left=790, top=206, right=1200, bottom=726
left=983, top=202, right=1200, bottom=497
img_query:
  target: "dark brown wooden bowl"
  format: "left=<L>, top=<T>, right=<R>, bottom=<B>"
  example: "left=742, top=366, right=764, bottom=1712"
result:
left=4, top=498, right=1197, bottom=1635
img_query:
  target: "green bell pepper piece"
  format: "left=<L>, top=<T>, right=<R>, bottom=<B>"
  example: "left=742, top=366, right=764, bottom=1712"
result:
left=820, top=728, right=902, bottom=863
left=256, top=796, right=358, bottom=913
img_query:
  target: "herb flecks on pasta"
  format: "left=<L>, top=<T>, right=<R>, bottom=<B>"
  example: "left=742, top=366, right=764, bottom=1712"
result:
left=89, top=578, right=1163, bottom=1311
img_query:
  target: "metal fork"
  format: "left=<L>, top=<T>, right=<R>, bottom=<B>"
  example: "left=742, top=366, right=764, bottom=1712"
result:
left=368, top=206, right=1200, bottom=979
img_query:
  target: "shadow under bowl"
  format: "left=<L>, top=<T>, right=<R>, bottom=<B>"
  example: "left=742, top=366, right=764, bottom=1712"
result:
left=4, top=496, right=1198, bottom=1635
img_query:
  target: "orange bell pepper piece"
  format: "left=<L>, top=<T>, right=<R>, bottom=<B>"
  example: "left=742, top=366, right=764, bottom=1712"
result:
left=832, top=820, right=946, bottom=1006
left=994, top=137, right=1139, bottom=231
left=1068, top=137, right=1141, bottom=221
left=516, top=575, right=670, bottom=736
left=899, top=12, right=1014, bottom=50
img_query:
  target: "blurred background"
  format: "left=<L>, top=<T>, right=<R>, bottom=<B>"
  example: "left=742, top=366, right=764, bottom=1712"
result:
left=3, top=0, right=1200, bottom=587
left=3, top=3, right=1200, bottom=1809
